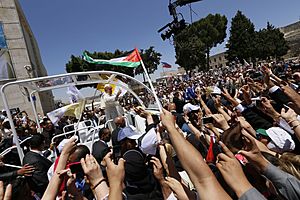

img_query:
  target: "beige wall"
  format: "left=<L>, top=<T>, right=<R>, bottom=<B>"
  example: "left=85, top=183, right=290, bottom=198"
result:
left=209, top=52, right=227, bottom=69
left=0, top=0, right=54, bottom=118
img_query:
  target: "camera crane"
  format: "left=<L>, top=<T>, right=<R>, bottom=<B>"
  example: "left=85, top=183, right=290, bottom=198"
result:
left=158, top=0, right=203, bottom=41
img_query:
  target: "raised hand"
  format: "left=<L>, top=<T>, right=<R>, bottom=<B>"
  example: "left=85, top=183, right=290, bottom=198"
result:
left=160, top=108, right=176, bottom=129
left=280, top=82, right=300, bottom=101
left=216, top=142, right=253, bottom=198
left=150, top=157, right=164, bottom=181
left=211, top=114, right=230, bottom=130
left=165, top=177, right=189, bottom=200
left=261, top=65, right=272, bottom=76
left=103, top=152, right=125, bottom=187
left=213, top=95, right=222, bottom=108
left=221, top=88, right=231, bottom=100
left=61, top=137, right=77, bottom=156
left=281, top=107, right=298, bottom=123
left=238, top=129, right=269, bottom=172
left=80, top=154, right=103, bottom=187
left=260, top=97, right=280, bottom=120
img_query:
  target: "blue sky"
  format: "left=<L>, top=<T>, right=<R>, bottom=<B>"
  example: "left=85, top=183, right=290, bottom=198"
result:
left=19, top=0, right=300, bottom=101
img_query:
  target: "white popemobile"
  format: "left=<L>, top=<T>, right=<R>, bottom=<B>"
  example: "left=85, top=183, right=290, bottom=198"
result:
left=0, top=71, right=161, bottom=166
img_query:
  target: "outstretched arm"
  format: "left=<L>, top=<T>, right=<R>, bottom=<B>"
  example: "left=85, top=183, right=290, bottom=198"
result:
left=160, top=109, right=231, bottom=200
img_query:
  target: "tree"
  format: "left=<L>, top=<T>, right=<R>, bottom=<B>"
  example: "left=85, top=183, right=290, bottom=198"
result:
left=255, top=22, right=289, bottom=60
left=194, top=14, right=227, bottom=69
left=174, top=14, right=227, bottom=71
left=66, top=47, right=161, bottom=77
left=174, top=29, right=206, bottom=71
left=226, top=10, right=256, bottom=62
left=134, top=46, right=162, bottom=75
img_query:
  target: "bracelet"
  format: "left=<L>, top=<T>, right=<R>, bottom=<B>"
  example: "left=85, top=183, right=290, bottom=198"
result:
left=92, top=178, right=106, bottom=190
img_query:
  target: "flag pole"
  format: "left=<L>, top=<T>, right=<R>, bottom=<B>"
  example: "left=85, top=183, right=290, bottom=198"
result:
left=139, top=57, right=162, bottom=112
left=91, top=87, right=98, bottom=110
left=74, top=99, right=86, bottom=141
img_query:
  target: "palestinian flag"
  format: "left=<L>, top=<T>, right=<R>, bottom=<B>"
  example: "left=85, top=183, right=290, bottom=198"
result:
left=83, top=48, right=142, bottom=68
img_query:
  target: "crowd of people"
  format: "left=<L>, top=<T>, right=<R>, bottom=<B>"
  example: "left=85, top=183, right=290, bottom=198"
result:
left=0, top=59, right=299, bottom=200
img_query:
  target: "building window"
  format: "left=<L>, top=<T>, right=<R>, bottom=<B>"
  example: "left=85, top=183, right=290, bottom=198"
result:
left=0, top=22, right=16, bottom=81
left=0, top=23, right=7, bottom=48
left=214, top=58, right=216, bottom=62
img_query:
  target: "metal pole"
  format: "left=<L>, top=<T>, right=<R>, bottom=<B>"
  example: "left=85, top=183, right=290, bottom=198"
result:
left=30, top=91, right=42, bottom=132
left=73, top=99, right=86, bottom=142
left=140, top=59, right=162, bottom=111
left=0, top=88, right=24, bottom=163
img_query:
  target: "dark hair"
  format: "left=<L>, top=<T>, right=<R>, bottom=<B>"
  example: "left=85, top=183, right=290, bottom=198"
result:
left=99, top=128, right=109, bottom=138
left=73, top=145, right=90, bottom=162
left=29, top=134, right=45, bottom=149
left=2, top=121, right=11, bottom=129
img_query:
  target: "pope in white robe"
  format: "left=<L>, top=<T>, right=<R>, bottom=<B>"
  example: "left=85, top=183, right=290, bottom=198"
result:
left=103, top=84, right=124, bottom=129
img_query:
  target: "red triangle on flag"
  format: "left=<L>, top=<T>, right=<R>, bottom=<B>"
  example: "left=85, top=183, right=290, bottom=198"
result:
left=124, top=48, right=142, bottom=62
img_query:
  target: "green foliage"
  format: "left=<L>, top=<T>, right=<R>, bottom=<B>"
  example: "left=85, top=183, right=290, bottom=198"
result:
left=174, top=28, right=206, bottom=71
left=226, top=10, right=256, bottom=62
left=174, top=14, right=227, bottom=71
left=134, top=46, right=162, bottom=75
left=227, top=11, right=289, bottom=62
left=66, top=47, right=161, bottom=77
left=255, top=22, right=289, bottom=60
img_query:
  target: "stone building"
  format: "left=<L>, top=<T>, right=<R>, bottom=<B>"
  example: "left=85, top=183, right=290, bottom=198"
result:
left=0, top=0, right=54, bottom=117
left=280, top=21, right=300, bottom=58
left=209, top=52, right=227, bottom=69
left=159, top=67, right=186, bottom=77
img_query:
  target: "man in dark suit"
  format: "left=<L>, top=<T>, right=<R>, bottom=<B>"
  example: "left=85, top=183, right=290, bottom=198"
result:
left=92, top=128, right=111, bottom=162
left=111, top=116, right=126, bottom=146
left=23, top=134, right=53, bottom=198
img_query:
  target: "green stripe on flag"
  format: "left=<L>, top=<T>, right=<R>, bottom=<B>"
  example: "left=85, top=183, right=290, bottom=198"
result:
left=83, top=52, right=140, bottom=68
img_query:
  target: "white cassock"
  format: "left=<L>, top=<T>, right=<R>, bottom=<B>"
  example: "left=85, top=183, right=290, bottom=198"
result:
left=103, top=93, right=124, bottom=125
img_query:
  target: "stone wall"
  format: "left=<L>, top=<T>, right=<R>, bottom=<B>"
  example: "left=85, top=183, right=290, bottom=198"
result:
left=280, top=21, right=300, bottom=58
left=0, top=0, right=54, bottom=118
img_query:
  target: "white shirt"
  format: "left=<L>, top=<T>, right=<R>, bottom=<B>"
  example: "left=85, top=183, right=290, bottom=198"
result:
left=103, top=93, right=119, bottom=107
